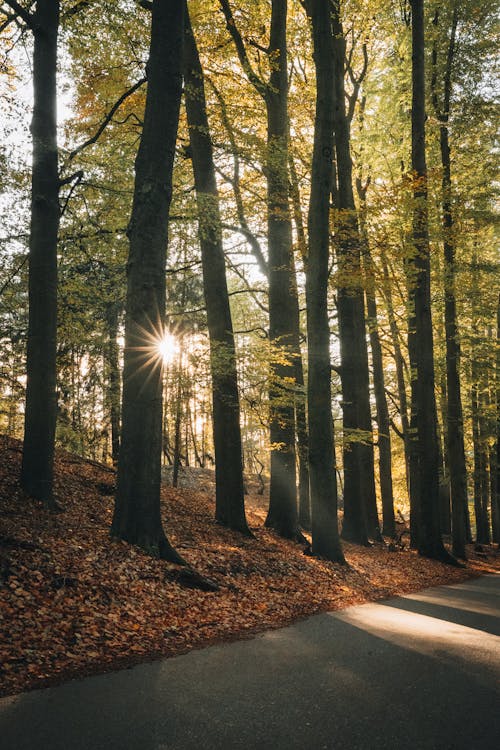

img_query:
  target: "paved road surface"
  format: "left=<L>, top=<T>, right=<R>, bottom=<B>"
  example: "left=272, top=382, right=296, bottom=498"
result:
left=1, top=575, right=499, bottom=750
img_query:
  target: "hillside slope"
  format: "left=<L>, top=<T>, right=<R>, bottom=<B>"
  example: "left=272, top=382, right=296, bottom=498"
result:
left=1, top=434, right=498, bottom=697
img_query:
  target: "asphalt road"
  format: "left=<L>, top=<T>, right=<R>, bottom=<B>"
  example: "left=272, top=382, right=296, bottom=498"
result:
left=1, top=575, right=499, bottom=750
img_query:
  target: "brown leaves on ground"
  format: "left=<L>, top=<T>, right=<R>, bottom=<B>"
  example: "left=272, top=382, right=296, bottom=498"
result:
left=0, top=433, right=498, bottom=698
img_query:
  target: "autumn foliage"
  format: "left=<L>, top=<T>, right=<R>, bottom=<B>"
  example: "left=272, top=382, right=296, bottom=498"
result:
left=1, top=434, right=497, bottom=698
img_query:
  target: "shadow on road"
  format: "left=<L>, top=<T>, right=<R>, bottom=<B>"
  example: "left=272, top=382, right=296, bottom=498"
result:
left=0, top=576, right=499, bottom=750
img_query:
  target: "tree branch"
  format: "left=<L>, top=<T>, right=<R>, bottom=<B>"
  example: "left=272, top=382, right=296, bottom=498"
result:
left=389, top=418, right=405, bottom=440
left=68, top=77, right=147, bottom=161
left=346, top=42, right=368, bottom=123
left=0, top=254, right=28, bottom=297
left=222, top=224, right=268, bottom=276
left=219, top=0, right=268, bottom=99
left=61, top=0, right=91, bottom=21
left=59, top=171, right=84, bottom=217
left=0, top=9, right=18, bottom=33
left=209, top=76, right=269, bottom=276
left=234, top=326, right=268, bottom=338
left=59, top=169, right=84, bottom=188
left=249, top=38, right=269, bottom=54
left=3, top=0, right=34, bottom=29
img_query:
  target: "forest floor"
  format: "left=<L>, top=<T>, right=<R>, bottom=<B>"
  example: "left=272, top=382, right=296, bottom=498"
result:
left=1, top=433, right=498, bottom=698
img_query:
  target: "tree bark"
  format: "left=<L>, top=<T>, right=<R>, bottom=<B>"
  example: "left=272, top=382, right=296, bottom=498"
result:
left=20, top=0, right=60, bottom=509
left=263, top=0, right=300, bottom=538
left=220, top=0, right=300, bottom=539
left=380, top=248, right=412, bottom=499
left=105, top=302, right=121, bottom=465
left=112, top=0, right=184, bottom=562
left=494, top=294, right=500, bottom=544
left=172, top=351, right=183, bottom=489
left=409, top=0, right=454, bottom=563
left=288, top=153, right=311, bottom=530
left=359, top=198, right=396, bottom=538
left=437, top=366, right=452, bottom=535
left=304, top=0, right=345, bottom=563
left=331, top=1, right=378, bottom=545
left=431, top=5, right=467, bottom=557
left=471, top=378, right=490, bottom=544
left=183, top=3, right=249, bottom=535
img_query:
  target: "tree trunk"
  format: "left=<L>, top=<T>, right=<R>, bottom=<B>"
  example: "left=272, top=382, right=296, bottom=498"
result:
left=289, top=153, right=311, bottom=530
left=21, top=0, right=60, bottom=509
left=380, top=248, right=412, bottom=499
left=112, top=0, right=184, bottom=563
left=183, top=4, right=249, bottom=534
left=471, top=376, right=490, bottom=544
left=494, top=294, right=500, bottom=544
left=220, top=0, right=300, bottom=540
left=470, top=250, right=490, bottom=545
left=304, top=0, right=345, bottom=563
left=293, top=322, right=311, bottom=532
left=105, top=302, right=121, bottom=465
left=331, top=2, right=377, bottom=545
left=409, top=0, right=454, bottom=563
left=263, top=0, right=299, bottom=539
left=431, top=5, right=467, bottom=557
left=404, top=236, right=422, bottom=548
left=172, top=353, right=183, bottom=489
left=359, top=200, right=396, bottom=538
left=437, top=367, right=452, bottom=535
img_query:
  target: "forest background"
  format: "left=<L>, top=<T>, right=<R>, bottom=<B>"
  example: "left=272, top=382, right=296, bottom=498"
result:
left=0, top=1, right=499, bottom=581
left=0, top=0, right=499, bottom=698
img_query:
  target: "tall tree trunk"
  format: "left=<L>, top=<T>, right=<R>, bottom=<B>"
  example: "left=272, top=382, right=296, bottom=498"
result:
left=437, top=366, right=452, bottom=535
left=470, top=252, right=490, bottom=545
left=20, top=0, right=60, bottom=509
left=380, top=248, right=412, bottom=499
left=216, top=76, right=309, bottom=530
left=481, top=380, right=492, bottom=543
left=471, top=375, right=490, bottom=544
left=494, top=295, right=500, bottom=544
left=220, top=0, right=300, bottom=540
left=289, top=153, right=311, bottom=530
left=172, top=351, right=183, bottom=489
left=331, top=1, right=378, bottom=544
left=183, top=4, right=249, bottom=534
left=409, top=0, right=454, bottom=563
left=112, top=0, right=184, bottom=563
left=295, top=346, right=310, bottom=531
left=263, top=0, right=299, bottom=538
left=105, top=302, right=121, bottom=465
left=431, top=5, right=467, bottom=558
left=304, top=0, right=345, bottom=563
left=404, top=239, right=422, bottom=547
left=358, top=191, right=396, bottom=538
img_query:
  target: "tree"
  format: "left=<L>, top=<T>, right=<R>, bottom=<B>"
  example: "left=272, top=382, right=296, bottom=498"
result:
left=470, top=250, right=491, bottom=545
left=494, top=293, right=500, bottom=544
left=183, top=1, right=250, bottom=535
left=220, top=0, right=301, bottom=539
left=304, top=0, right=345, bottom=563
left=2, top=0, right=61, bottom=509
left=430, top=3, right=467, bottom=558
left=111, top=0, right=185, bottom=561
left=408, top=0, right=455, bottom=563
left=330, top=0, right=379, bottom=544
left=359, top=183, right=396, bottom=539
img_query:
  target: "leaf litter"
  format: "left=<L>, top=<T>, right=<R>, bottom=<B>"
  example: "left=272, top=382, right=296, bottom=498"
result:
left=0, top=434, right=498, bottom=697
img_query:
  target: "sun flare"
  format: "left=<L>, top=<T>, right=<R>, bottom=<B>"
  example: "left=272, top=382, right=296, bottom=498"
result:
left=157, top=332, right=178, bottom=365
